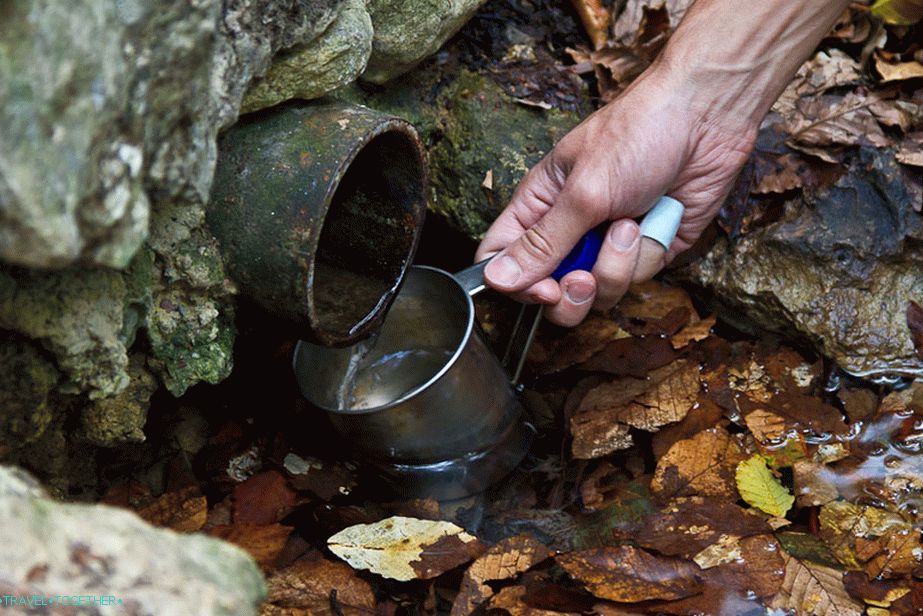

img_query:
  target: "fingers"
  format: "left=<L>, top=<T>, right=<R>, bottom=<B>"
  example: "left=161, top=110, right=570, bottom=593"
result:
left=545, top=270, right=597, bottom=327
left=591, top=220, right=642, bottom=311
left=483, top=180, right=606, bottom=293
left=633, top=237, right=668, bottom=283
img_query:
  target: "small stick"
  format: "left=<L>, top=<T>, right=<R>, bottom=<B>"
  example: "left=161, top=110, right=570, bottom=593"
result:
left=330, top=589, right=346, bottom=616
left=570, top=0, right=611, bottom=50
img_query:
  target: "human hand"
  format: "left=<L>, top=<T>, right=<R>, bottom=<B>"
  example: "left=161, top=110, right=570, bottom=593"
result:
left=474, top=63, right=756, bottom=326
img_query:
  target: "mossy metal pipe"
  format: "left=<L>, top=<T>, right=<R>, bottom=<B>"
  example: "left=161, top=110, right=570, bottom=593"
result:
left=207, top=103, right=428, bottom=346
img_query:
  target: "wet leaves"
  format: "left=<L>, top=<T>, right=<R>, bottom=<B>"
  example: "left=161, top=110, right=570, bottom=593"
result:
left=557, top=545, right=703, bottom=602
left=262, top=555, right=376, bottom=616
left=770, top=552, right=865, bottom=615
left=651, top=427, right=744, bottom=501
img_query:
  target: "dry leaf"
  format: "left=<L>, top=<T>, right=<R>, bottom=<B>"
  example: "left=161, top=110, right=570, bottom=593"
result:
left=875, top=55, right=923, bottom=82
left=612, top=0, right=694, bottom=44
left=571, top=0, right=610, bottom=49
left=651, top=397, right=724, bottom=459
left=451, top=535, right=552, bottom=616
left=651, top=427, right=745, bottom=501
left=208, top=523, right=292, bottom=569
left=570, top=418, right=633, bottom=459
left=782, top=92, right=891, bottom=152
left=557, top=545, right=703, bottom=602
left=633, top=496, right=771, bottom=558
left=263, top=556, right=376, bottom=616
left=774, top=49, right=863, bottom=116
left=692, top=534, right=742, bottom=569
left=135, top=485, right=207, bottom=533
left=327, top=516, right=483, bottom=581
left=770, top=552, right=864, bottom=616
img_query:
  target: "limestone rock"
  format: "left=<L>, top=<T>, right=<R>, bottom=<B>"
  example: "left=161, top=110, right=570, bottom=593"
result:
left=0, top=0, right=345, bottom=269
left=0, top=465, right=266, bottom=616
left=682, top=148, right=923, bottom=379
left=241, top=0, right=373, bottom=113
left=81, top=354, right=157, bottom=446
left=0, top=338, right=60, bottom=446
left=362, top=0, right=487, bottom=84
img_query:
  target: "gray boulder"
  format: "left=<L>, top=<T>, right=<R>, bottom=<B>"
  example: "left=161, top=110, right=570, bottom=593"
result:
left=362, top=0, right=487, bottom=84
left=241, top=0, right=373, bottom=114
left=0, top=466, right=265, bottom=616
left=683, top=148, right=923, bottom=379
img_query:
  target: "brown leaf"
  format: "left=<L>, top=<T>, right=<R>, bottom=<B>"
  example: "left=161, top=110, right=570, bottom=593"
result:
left=837, top=386, right=879, bottom=422
left=208, top=523, right=292, bottom=569
left=233, top=470, right=298, bottom=525
left=744, top=409, right=787, bottom=443
left=671, top=315, right=716, bottom=349
left=570, top=417, right=633, bottom=459
left=612, top=0, right=694, bottom=44
left=135, top=485, right=207, bottom=533
left=819, top=501, right=914, bottom=572
left=579, top=335, right=678, bottom=378
left=263, top=555, right=375, bottom=616
left=897, top=132, right=923, bottom=167
left=617, top=281, right=699, bottom=327
left=653, top=534, right=785, bottom=615
left=451, top=535, right=553, bottom=616
left=864, top=530, right=923, bottom=579
left=842, top=570, right=911, bottom=608
left=570, top=0, right=610, bottom=50
left=907, top=300, right=923, bottom=361
left=769, top=552, right=864, bottom=616
left=651, top=427, right=745, bottom=502
left=633, top=496, right=772, bottom=558
left=774, top=50, right=863, bottom=116
left=651, top=397, right=724, bottom=459
left=539, top=315, right=630, bottom=374
left=738, top=391, right=848, bottom=436
left=488, top=585, right=582, bottom=616
left=782, top=92, right=892, bottom=152
left=557, top=545, right=703, bottom=602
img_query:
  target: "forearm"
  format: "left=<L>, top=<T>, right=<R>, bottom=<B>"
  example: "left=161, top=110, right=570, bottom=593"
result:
left=656, top=0, right=851, bottom=130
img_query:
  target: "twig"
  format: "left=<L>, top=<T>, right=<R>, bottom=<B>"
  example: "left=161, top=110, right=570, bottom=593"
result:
left=570, top=0, right=611, bottom=50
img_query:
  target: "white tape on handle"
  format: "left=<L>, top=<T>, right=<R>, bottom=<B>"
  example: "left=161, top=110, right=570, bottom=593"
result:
left=639, top=196, right=684, bottom=250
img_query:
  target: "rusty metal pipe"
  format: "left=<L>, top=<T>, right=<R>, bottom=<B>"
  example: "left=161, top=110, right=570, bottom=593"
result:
left=207, top=103, right=427, bottom=346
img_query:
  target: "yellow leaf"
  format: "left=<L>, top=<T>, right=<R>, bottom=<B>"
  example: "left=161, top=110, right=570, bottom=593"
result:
left=871, top=0, right=923, bottom=25
left=735, top=455, right=794, bottom=517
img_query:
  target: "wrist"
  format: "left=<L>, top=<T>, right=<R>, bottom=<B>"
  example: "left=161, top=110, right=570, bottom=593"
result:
left=654, top=0, right=851, bottom=134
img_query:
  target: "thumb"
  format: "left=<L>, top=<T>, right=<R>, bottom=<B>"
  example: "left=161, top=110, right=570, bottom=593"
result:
left=483, top=181, right=605, bottom=292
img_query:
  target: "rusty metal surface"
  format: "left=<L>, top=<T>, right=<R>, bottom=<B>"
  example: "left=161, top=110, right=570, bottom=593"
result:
left=208, top=102, right=427, bottom=346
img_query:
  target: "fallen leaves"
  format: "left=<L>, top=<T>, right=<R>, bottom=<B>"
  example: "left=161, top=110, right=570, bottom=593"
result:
left=557, top=545, right=703, bottom=602
left=736, top=455, right=795, bottom=517
left=262, top=555, right=376, bottom=616
left=451, top=535, right=552, bottom=616
left=327, top=516, right=483, bottom=581
left=770, top=552, right=865, bottom=616
left=651, top=427, right=745, bottom=501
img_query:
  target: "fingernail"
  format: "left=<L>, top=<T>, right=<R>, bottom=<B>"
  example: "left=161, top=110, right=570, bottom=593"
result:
left=565, top=280, right=594, bottom=304
left=485, top=255, right=522, bottom=287
left=609, top=220, right=639, bottom=250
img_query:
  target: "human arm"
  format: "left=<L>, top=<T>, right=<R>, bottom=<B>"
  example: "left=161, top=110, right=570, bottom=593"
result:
left=474, top=0, right=852, bottom=326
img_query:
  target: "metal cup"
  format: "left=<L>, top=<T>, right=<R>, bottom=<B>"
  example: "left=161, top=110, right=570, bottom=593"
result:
left=293, top=261, right=534, bottom=500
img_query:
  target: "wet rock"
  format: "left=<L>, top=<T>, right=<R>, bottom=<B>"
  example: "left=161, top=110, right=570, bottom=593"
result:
left=682, top=149, right=923, bottom=378
left=362, top=0, right=487, bottom=84
left=0, top=0, right=344, bottom=269
left=0, top=465, right=266, bottom=615
left=241, top=0, right=373, bottom=113
left=0, top=338, right=61, bottom=447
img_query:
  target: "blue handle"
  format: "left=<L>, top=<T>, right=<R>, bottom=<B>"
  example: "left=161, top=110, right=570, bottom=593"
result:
left=548, top=196, right=686, bottom=281
left=550, top=225, right=606, bottom=281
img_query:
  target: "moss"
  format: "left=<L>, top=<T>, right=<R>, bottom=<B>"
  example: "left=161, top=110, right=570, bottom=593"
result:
left=0, top=266, right=129, bottom=398
left=0, top=337, right=60, bottom=445
left=428, top=70, right=580, bottom=239
left=81, top=354, right=157, bottom=447
left=147, top=288, right=235, bottom=396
